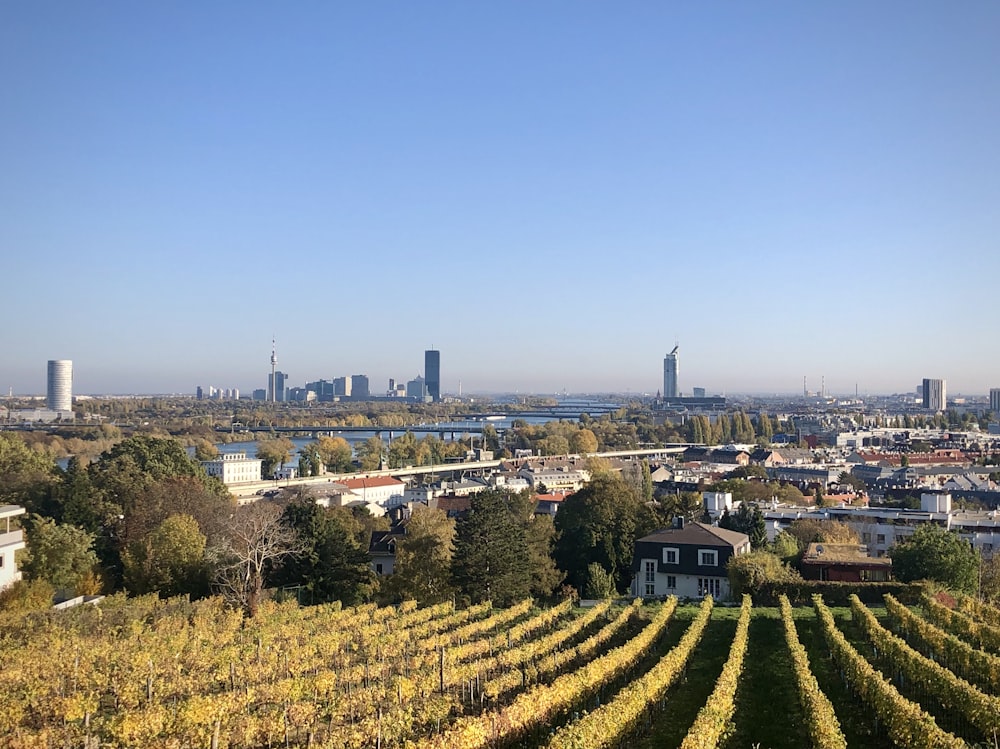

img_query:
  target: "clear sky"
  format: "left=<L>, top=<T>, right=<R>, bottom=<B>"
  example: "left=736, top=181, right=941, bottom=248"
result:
left=3, top=2, right=999, bottom=397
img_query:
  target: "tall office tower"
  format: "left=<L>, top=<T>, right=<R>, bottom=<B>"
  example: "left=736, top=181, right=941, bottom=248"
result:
left=663, top=346, right=679, bottom=399
left=922, top=378, right=946, bottom=411
left=425, top=349, right=441, bottom=402
left=47, top=360, right=73, bottom=411
left=990, top=388, right=1000, bottom=413
left=268, top=371, right=288, bottom=402
left=351, top=375, right=370, bottom=399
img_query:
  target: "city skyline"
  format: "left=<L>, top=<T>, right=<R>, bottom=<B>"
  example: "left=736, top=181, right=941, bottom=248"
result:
left=4, top=4, right=1000, bottom=395
left=4, top=349, right=999, bottom=399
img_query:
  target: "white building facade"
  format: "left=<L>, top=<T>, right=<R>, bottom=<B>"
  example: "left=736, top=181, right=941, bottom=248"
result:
left=202, top=452, right=263, bottom=485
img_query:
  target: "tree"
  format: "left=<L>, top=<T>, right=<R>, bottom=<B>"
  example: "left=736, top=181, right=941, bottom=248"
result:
left=452, top=489, right=530, bottom=606
left=640, top=460, right=654, bottom=503
left=122, top=514, right=209, bottom=598
left=256, top=437, right=295, bottom=478
left=719, top=503, right=767, bottom=549
left=569, top=429, right=598, bottom=455
left=755, top=412, right=774, bottom=441
left=298, top=443, right=323, bottom=477
left=727, top=550, right=802, bottom=596
left=786, top=519, right=858, bottom=549
left=21, top=515, right=99, bottom=595
left=213, top=502, right=303, bottom=616
left=538, top=435, right=570, bottom=456
left=772, top=530, right=800, bottom=561
left=193, top=440, right=219, bottom=462
left=583, top=563, right=616, bottom=598
left=387, top=432, right=419, bottom=468
left=274, top=501, right=375, bottom=606
left=837, top=471, right=866, bottom=492
left=554, top=474, right=647, bottom=594
left=385, top=506, right=455, bottom=604
left=981, top=553, right=1000, bottom=604
left=0, top=432, right=60, bottom=516
left=316, top=436, right=354, bottom=473
left=889, top=524, right=979, bottom=594
left=356, top=436, right=386, bottom=471
left=510, top=491, right=564, bottom=599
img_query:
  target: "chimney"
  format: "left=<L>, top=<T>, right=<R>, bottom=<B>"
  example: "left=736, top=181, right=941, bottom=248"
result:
left=673, top=516, right=684, bottom=530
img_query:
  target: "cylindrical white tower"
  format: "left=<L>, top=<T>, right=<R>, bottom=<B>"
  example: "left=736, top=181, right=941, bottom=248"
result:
left=47, top=360, right=73, bottom=411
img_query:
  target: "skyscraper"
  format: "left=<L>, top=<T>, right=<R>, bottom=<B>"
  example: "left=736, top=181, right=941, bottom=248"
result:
left=922, top=378, right=946, bottom=411
left=663, top=346, right=679, bottom=399
left=425, top=349, right=440, bottom=402
left=268, top=371, right=288, bottom=402
left=991, top=388, right=1000, bottom=414
left=47, top=359, right=72, bottom=412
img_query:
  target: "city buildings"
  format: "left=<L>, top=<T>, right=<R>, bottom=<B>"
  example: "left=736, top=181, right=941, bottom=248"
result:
left=991, top=388, right=1000, bottom=413
left=425, top=349, right=440, bottom=402
left=663, top=346, right=679, bottom=398
left=922, top=378, right=946, bottom=411
left=46, top=359, right=72, bottom=411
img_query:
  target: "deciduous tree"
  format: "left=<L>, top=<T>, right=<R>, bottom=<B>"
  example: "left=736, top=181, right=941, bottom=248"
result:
left=316, top=436, right=354, bottom=473
left=356, top=436, right=386, bottom=471
left=21, top=515, right=99, bottom=595
left=123, top=513, right=209, bottom=598
left=213, top=502, right=302, bottom=616
left=274, top=501, right=375, bottom=606
left=554, top=474, right=648, bottom=593
left=889, top=524, right=978, bottom=593
left=384, top=506, right=455, bottom=604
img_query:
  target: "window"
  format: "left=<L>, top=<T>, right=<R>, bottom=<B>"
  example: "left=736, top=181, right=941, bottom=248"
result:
left=698, top=549, right=718, bottom=567
left=666, top=575, right=676, bottom=589
left=644, top=560, right=655, bottom=584
left=982, top=543, right=993, bottom=554
left=644, top=583, right=655, bottom=596
left=663, top=547, right=679, bottom=565
left=697, top=578, right=721, bottom=597
left=876, top=534, right=885, bottom=545
left=862, top=532, right=871, bottom=543
left=375, top=563, right=383, bottom=574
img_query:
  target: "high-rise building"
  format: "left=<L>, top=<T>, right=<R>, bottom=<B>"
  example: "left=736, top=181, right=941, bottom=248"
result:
left=268, top=371, right=288, bottom=402
left=47, top=360, right=72, bottom=412
left=922, top=378, right=946, bottom=411
left=407, top=375, right=427, bottom=399
left=990, top=388, right=1000, bottom=413
left=351, top=375, right=370, bottom=399
left=425, top=349, right=440, bottom=402
left=663, top=346, right=679, bottom=399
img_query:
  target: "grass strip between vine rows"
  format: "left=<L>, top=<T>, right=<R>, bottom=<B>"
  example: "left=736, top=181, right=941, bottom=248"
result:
left=813, top=595, right=966, bottom=749
left=850, top=594, right=1000, bottom=740
left=545, top=595, right=713, bottom=749
left=678, top=595, right=752, bottom=749
left=779, top=595, right=847, bottom=749
left=884, top=594, right=1000, bottom=695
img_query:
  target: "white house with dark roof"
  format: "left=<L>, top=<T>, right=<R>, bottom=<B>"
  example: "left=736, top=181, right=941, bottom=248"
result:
left=631, top=520, right=750, bottom=601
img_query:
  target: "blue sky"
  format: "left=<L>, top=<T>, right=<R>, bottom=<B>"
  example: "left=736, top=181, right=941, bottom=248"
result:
left=3, top=2, right=999, bottom=396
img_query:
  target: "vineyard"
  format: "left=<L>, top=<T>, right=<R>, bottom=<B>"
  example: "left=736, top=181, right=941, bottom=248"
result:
left=1, top=590, right=999, bottom=749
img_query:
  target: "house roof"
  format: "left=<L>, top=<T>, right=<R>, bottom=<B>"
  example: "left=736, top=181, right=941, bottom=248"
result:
left=637, top=522, right=749, bottom=548
left=801, top=543, right=892, bottom=567
left=342, top=476, right=405, bottom=491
